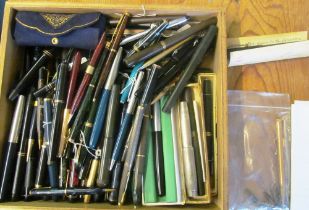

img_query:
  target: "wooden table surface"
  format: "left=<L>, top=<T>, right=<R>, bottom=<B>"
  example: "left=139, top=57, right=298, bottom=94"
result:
left=9, top=0, right=309, bottom=102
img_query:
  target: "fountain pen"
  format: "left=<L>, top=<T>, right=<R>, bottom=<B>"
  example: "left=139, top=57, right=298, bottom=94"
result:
left=0, top=95, right=25, bottom=201
left=29, top=187, right=114, bottom=197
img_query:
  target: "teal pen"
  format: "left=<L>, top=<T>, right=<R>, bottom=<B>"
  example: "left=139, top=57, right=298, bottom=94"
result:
left=89, top=47, right=123, bottom=149
left=120, top=62, right=143, bottom=104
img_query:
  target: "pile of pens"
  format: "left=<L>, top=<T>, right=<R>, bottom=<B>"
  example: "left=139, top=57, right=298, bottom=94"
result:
left=0, top=12, right=218, bottom=206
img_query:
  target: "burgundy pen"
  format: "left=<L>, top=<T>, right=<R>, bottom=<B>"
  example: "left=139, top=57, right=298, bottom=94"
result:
left=58, top=51, right=82, bottom=157
left=69, top=32, right=106, bottom=120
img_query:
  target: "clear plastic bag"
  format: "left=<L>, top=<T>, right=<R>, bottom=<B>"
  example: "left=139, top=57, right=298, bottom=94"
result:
left=228, top=90, right=290, bottom=210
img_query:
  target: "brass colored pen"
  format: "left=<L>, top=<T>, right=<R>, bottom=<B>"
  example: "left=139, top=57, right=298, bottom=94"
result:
left=84, top=158, right=99, bottom=203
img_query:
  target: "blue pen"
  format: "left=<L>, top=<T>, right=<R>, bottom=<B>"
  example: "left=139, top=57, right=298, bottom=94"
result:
left=109, top=70, right=145, bottom=170
left=120, top=62, right=143, bottom=104
left=89, top=47, right=123, bottom=149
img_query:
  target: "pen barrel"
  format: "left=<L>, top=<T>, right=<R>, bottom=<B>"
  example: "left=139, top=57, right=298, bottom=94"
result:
left=89, top=32, right=106, bottom=66
left=9, top=49, right=54, bottom=101
left=35, top=144, right=48, bottom=188
left=97, top=137, right=113, bottom=187
left=89, top=90, right=111, bottom=149
left=33, top=80, right=56, bottom=98
left=0, top=142, right=18, bottom=201
left=152, top=131, right=166, bottom=196
left=47, top=161, right=59, bottom=201
left=58, top=108, right=70, bottom=157
left=37, top=67, right=47, bottom=149
left=108, top=162, right=122, bottom=204
left=11, top=152, right=27, bottom=200
left=59, top=157, right=68, bottom=188
left=24, top=156, right=36, bottom=201
left=183, top=147, right=198, bottom=197
left=111, top=113, right=133, bottom=169
left=84, top=158, right=99, bottom=203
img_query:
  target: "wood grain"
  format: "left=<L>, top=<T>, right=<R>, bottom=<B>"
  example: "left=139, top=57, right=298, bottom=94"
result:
left=225, top=0, right=309, bottom=102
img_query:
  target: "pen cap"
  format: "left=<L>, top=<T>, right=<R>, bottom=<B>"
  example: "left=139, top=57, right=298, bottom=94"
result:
left=167, top=16, right=189, bottom=29
left=9, top=95, right=25, bottom=143
left=140, top=65, right=160, bottom=106
left=104, top=47, right=123, bottom=90
left=180, top=101, right=193, bottom=148
left=127, top=71, right=145, bottom=113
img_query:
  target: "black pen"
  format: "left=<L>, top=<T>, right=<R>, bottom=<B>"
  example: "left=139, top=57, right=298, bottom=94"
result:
left=11, top=90, right=35, bottom=200
left=132, top=107, right=150, bottom=205
left=162, top=25, right=218, bottom=112
left=0, top=96, right=25, bottom=201
left=152, top=101, right=165, bottom=196
left=24, top=101, right=38, bottom=201
left=9, top=49, right=54, bottom=101
left=29, top=187, right=114, bottom=197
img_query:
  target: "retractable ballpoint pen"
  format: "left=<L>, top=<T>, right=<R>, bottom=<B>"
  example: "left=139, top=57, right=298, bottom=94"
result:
left=0, top=95, right=25, bottom=201
left=110, top=71, right=145, bottom=170
left=89, top=47, right=122, bottom=149
left=118, top=64, right=159, bottom=205
left=12, top=90, right=34, bottom=200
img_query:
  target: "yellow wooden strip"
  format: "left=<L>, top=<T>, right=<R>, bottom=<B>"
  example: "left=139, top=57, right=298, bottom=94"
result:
left=228, top=31, right=308, bottom=49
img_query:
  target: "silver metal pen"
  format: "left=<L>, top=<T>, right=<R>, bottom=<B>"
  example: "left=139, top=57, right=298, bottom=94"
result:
left=180, top=101, right=198, bottom=198
left=120, top=24, right=156, bottom=46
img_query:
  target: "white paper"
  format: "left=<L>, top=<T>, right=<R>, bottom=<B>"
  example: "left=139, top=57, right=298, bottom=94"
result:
left=229, top=40, right=309, bottom=67
left=291, top=101, right=309, bottom=210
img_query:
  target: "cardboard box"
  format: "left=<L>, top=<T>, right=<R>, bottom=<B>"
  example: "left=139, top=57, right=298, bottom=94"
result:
left=0, top=1, right=228, bottom=209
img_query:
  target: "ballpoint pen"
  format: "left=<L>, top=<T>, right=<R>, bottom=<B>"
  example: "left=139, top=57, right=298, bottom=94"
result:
left=66, top=48, right=107, bottom=159
left=132, top=107, right=150, bottom=205
left=70, top=33, right=106, bottom=119
left=110, top=71, right=145, bottom=170
left=162, top=25, right=218, bottom=112
left=11, top=90, right=35, bottom=200
left=58, top=51, right=82, bottom=157
left=29, top=187, right=114, bottom=197
left=84, top=158, right=99, bottom=203
left=0, top=95, right=25, bottom=201
left=124, top=18, right=217, bottom=67
left=9, top=49, right=54, bottom=101
left=34, top=97, right=53, bottom=189
left=24, top=102, right=38, bottom=201
left=184, top=88, right=205, bottom=195
left=37, top=66, right=47, bottom=149
left=97, top=84, right=120, bottom=187
left=118, top=64, right=159, bottom=205
left=89, top=47, right=122, bottom=149
left=180, top=101, right=198, bottom=197
left=120, top=62, right=143, bottom=104
left=48, top=50, right=72, bottom=194
left=126, top=20, right=169, bottom=58
left=152, top=101, right=166, bottom=196
left=33, top=80, right=56, bottom=98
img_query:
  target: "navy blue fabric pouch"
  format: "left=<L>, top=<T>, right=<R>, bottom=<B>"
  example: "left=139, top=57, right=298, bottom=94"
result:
left=14, top=12, right=106, bottom=50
